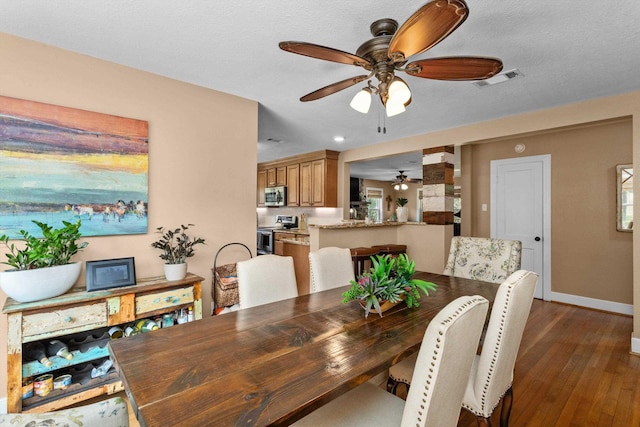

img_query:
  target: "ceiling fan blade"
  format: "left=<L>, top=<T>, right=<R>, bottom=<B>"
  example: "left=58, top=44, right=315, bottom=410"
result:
left=300, top=75, right=368, bottom=102
left=388, top=0, right=469, bottom=62
left=279, top=41, right=371, bottom=67
left=405, top=56, right=503, bottom=80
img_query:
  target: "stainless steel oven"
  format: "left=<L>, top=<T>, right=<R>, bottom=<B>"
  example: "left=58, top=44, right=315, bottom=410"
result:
left=256, top=228, right=274, bottom=255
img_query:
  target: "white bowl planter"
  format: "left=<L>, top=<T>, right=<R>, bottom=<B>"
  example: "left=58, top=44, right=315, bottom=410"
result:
left=164, top=263, right=187, bottom=281
left=0, top=262, right=82, bottom=303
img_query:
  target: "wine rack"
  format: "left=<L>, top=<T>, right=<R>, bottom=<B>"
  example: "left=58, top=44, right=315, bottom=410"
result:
left=3, top=273, right=203, bottom=413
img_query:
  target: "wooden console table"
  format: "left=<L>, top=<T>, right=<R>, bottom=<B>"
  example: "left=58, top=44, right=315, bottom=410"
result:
left=3, top=273, right=203, bottom=413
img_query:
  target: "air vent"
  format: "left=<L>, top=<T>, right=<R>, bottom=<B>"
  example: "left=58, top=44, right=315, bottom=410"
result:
left=474, top=68, right=524, bottom=88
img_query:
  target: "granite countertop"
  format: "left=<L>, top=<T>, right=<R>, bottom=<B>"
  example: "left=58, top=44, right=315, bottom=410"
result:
left=309, top=221, right=425, bottom=229
left=280, top=238, right=310, bottom=246
left=273, top=228, right=310, bottom=236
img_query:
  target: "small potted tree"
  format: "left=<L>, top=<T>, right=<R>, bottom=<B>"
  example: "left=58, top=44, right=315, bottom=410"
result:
left=0, top=220, right=89, bottom=302
left=396, top=197, right=409, bottom=222
left=151, top=224, right=205, bottom=281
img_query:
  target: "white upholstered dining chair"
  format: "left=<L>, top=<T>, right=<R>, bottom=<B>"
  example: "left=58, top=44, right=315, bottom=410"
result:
left=292, top=295, right=489, bottom=427
left=0, top=396, right=129, bottom=427
left=308, top=247, right=355, bottom=292
left=388, top=270, right=538, bottom=427
left=443, top=236, right=522, bottom=284
left=237, top=254, right=298, bottom=309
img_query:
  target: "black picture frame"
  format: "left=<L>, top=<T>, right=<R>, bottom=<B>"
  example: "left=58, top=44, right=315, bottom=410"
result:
left=86, top=257, right=136, bottom=291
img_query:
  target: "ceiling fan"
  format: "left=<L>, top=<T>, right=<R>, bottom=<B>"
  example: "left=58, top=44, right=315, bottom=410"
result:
left=279, top=0, right=502, bottom=117
left=392, top=170, right=420, bottom=190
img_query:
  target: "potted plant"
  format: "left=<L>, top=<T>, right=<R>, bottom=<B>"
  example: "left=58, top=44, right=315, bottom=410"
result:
left=0, top=220, right=89, bottom=302
left=396, top=197, right=409, bottom=222
left=151, top=224, right=205, bottom=281
left=342, top=254, right=437, bottom=318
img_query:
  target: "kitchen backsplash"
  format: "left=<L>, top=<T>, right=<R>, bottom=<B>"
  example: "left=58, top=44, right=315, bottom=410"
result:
left=257, top=207, right=342, bottom=227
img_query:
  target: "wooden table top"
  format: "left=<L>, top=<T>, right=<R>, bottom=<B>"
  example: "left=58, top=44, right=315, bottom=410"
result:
left=109, top=272, right=498, bottom=427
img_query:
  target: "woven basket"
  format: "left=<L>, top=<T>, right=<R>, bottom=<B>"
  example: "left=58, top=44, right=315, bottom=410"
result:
left=213, top=263, right=239, bottom=307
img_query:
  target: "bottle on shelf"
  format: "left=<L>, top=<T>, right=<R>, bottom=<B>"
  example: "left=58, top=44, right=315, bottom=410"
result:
left=23, top=342, right=53, bottom=367
left=187, top=306, right=194, bottom=322
left=124, top=325, right=141, bottom=337
left=135, top=319, right=159, bottom=333
left=108, top=326, right=124, bottom=339
left=47, top=339, right=73, bottom=360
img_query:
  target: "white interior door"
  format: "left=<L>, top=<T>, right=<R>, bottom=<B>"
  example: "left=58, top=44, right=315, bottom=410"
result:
left=491, top=155, right=550, bottom=299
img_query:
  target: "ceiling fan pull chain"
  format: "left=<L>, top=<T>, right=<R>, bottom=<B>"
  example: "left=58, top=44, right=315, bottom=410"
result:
left=383, top=112, right=387, bottom=134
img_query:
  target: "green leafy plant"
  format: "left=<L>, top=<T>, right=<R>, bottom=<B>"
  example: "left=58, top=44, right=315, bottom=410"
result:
left=0, top=220, right=88, bottom=270
left=342, top=253, right=437, bottom=318
left=151, top=224, right=205, bottom=264
left=396, top=197, right=408, bottom=207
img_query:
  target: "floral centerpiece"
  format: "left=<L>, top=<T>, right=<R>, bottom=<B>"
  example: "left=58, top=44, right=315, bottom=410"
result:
left=342, top=253, right=437, bottom=318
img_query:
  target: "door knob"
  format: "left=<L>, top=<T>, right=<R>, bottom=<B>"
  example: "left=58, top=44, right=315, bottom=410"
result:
left=535, top=237, right=541, bottom=241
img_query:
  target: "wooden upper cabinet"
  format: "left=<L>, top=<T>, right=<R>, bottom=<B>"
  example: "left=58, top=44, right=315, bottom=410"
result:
left=258, top=150, right=339, bottom=208
left=287, top=164, right=300, bottom=206
left=276, top=166, right=287, bottom=187
left=267, top=168, right=277, bottom=187
left=299, top=161, right=313, bottom=206
left=257, top=169, right=267, bottom=206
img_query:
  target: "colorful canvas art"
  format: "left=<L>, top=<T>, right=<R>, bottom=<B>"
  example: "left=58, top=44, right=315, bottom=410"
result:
left=0, top=96, right=149, bottom=238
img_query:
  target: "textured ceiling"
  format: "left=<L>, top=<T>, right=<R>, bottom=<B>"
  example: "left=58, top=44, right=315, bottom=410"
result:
left=2, top=1, right=639, bottom=181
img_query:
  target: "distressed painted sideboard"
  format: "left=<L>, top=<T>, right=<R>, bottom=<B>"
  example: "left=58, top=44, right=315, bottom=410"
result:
left=2, top=273, right=203, bottom=413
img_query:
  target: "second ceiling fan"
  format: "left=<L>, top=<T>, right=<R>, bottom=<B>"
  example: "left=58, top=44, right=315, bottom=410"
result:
left=279, top=0, right=502, bottom=117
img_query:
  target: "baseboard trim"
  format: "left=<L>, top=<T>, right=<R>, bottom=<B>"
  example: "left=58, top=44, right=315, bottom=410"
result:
left=631, top=337, right=640, bottom=355
left=0, top=397, right=7, bottom=414
left=549, top=291, right=633, bottom=315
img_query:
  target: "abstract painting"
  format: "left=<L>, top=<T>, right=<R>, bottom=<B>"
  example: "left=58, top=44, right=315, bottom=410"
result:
left=0, top=95, right=149, bottom=238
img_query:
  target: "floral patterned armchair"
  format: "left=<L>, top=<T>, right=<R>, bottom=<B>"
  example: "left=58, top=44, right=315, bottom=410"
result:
left=443, top=236, right=522, bottom=284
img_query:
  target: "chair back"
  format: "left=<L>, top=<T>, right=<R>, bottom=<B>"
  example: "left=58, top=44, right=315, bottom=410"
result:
left=443, top=236, right=522, bottom=284
left=237, top=255, right=298, bottom=308
left=401, top=295, right=489, bottom=427
left=309, top=247, right=355, bottom=292
left=0, top=396, right=128, bottom=426
left=464, top=270, right=538, bottom=416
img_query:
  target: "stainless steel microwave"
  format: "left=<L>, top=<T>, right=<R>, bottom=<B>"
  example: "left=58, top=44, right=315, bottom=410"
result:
left=265, top=186, right=287, bottom=207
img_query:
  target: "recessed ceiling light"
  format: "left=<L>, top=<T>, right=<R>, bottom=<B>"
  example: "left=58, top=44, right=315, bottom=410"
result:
left=333, top=136, right=345, bottom=143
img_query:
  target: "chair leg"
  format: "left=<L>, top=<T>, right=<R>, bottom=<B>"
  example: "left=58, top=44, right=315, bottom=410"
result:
left=476, top=416, right=491, bottom=426
left=386, top=377, right=398, bottom=394
left=499, top=386, right=513, bottom=427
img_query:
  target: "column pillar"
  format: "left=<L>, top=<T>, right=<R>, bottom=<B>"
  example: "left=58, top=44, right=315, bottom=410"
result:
left=422, top=145, right=455, bottom=225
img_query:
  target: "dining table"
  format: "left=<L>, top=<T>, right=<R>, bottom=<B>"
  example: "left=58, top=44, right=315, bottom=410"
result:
left=108, top=272, right=499, bottom=427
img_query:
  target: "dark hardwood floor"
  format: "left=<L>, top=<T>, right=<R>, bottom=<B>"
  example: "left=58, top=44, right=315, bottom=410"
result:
left=457, top=299, right=640, bottom=427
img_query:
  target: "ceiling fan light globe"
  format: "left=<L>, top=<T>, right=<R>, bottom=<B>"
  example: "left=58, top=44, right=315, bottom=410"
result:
left=350, top=89, right=372, bottom=114
left=394, top=184, right=400, bottom=191
left=401, top=183, right=408, bottom=190
left=386, top=100, right=406, bottom=117
left=388, top=79, right=411, bottom=105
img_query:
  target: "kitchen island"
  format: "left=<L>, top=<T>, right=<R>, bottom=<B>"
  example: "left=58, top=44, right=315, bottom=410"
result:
left=273, top=229, right=310, bottom=295
left=308, top=221, right=453, bottom=274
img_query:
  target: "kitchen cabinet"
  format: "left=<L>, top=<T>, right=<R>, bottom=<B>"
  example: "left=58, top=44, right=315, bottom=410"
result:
left=276, top=166, right=287, bottom=186
left=283, top=242, right=310, bottom=296
left=266, top=167, right=286, bottom=188
left=273, top=232, right=310, bottom=295
left=286, top=164, right=300, bottom=206
left=300, top=158, right=338, bottom=207
left=267, top=168, right=276, bottom=187
left=257, top=169, right=267, bottom=206
left=3, top=274, right=203, bottom=413
left=258, top=150, right=339, bottom=208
